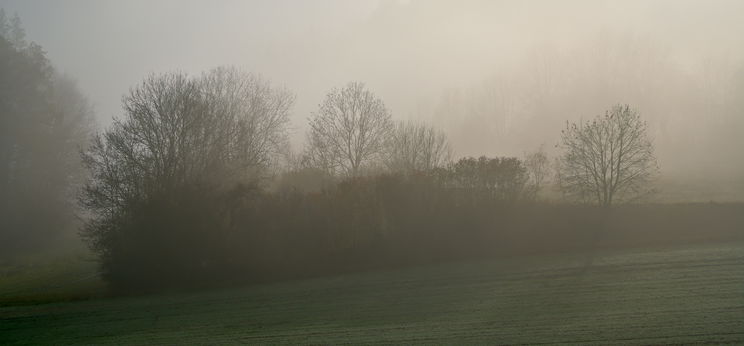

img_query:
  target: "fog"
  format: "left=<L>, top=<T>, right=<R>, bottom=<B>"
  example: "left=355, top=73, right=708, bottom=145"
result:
left=4, top=3, right=744, bottom=341
left=0, top=1, right=744, bottom=184
left=4, top=0, right=743, bottom=183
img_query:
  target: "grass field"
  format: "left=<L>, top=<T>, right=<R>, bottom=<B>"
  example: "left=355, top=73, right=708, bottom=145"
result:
left=0, top=252, right=105, bottom=307
left=1, top=242, right=743, bottom=344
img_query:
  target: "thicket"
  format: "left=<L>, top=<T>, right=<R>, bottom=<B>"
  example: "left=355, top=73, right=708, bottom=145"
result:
left=93, top=166, right=744, bottom=292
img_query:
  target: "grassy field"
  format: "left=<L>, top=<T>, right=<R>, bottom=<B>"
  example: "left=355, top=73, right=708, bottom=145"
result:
left=0, top=249, right=106, bottom=307
left=0, top=252, right=105, bottom=307
left=1, top=242, right=743, bottom=344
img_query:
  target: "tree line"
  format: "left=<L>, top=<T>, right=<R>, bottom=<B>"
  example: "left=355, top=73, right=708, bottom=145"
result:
left=77, top=68, right=659, bottom=290
left=2, top=11, right=665, bottom=291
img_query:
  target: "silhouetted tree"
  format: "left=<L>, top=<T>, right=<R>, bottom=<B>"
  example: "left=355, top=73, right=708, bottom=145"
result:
left=80, top=67, right=293, bottom=288
left=306, top=82, right=393, bottom=177
left=557, top=104, right=657, bottom=206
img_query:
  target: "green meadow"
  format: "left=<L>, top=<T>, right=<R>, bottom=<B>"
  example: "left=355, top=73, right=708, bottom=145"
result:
left=2, top=242, right=743, bottom=344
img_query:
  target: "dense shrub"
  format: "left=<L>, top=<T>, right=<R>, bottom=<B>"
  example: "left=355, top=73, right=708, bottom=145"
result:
left=87, top=160, right=744, bottom=292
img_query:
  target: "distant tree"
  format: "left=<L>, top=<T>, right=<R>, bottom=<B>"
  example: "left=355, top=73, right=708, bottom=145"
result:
left=306, top=82, right=393, bottom=177
left=80, top=67, right=293, bottom=287
left=0, top=10, right=26, bottom=48
left=556, top=104, right=657, bottom=206
left=449, top=156, right=529, bottom=201
left=7, top=12, right=25, bottom=48
left=0, top=9, right=8, bottom=38
left=524, top=144, right=550, bottom=198
left=0, top=13, right=93, bottom=254
left=83, top=67, right=292, bottom=195
left=385, top=121, right=451, bottom=173
left=199, top=67, right=294, bottom=177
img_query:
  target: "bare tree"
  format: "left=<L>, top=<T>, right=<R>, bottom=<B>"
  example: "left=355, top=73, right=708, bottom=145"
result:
left=556, top=104, right=657, bottom=206
left=93, top=67, right=292, bottom=192
left=199, top=67, right=294, bottom=180
left=306, top=82, right=393, bottom=177
left=385, top=120, right=451, bottom=173
left=80, top=68, right=293, bottom=272
left=523, top=144, right=550, bottom=198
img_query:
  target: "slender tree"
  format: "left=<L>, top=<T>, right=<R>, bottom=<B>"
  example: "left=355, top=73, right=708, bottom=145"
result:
left=523, top=144, right=550, bottom=199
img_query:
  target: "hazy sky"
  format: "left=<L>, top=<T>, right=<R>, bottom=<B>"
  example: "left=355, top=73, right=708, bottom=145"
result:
left=2, top=0, right=743, bottom=177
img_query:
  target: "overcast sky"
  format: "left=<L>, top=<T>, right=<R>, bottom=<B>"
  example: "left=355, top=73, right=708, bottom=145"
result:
left=2, top=0, right=743, bottom=178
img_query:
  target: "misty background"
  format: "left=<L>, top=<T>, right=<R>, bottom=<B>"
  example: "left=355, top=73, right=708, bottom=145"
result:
left=3, top=0, right=743, bottom=192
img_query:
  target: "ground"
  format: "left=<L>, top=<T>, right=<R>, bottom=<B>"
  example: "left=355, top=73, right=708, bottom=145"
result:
left=1, top=242, right=743, bottom=344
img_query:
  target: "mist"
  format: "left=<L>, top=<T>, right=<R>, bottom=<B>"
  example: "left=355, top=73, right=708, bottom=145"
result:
left=4, top=0, right=743, bottom=183
left=2, top=1, right=744, bottom=343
